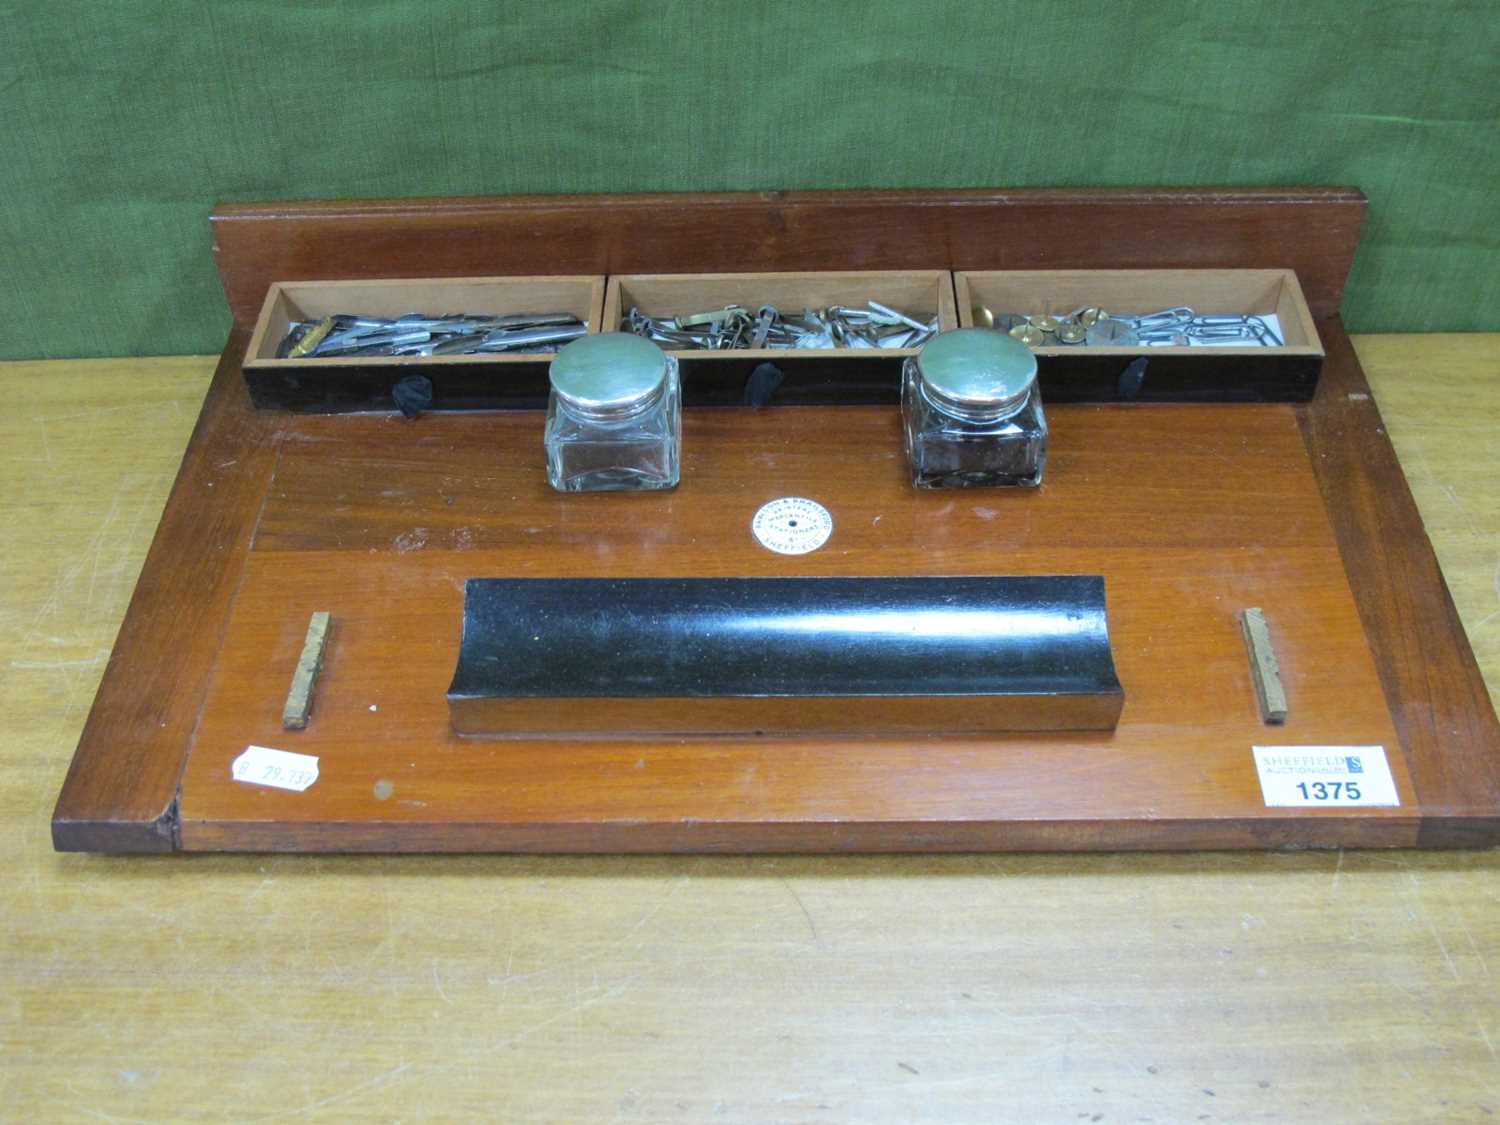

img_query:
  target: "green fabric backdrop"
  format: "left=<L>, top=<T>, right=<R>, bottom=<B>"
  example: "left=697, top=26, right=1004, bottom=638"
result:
left=2, top=0, right=1496, bottom=359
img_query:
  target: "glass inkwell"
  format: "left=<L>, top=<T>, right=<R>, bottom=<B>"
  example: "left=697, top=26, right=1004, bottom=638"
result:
left=544, top=333, right=681, bottom=493
left=901, top=327, right=1047, bottom=489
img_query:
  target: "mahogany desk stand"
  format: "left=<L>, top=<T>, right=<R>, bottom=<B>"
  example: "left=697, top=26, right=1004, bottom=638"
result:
left=52, top=188, right=1500, bottom=853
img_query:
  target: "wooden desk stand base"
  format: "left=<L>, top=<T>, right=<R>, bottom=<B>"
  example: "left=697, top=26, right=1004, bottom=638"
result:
left=51, top=188, right=1500, bottom=853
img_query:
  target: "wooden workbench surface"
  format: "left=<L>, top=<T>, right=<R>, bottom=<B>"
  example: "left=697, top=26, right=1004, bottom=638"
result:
left=5, top=337, right=1498, bottom=1120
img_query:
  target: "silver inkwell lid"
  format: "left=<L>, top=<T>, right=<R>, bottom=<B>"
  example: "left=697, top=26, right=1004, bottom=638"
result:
left=916, top=327, right=1038, bottom=418
left=549, top=333, right=669, bottom=418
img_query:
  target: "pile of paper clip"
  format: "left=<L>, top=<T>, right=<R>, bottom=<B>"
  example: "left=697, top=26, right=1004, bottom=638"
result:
left=623, top=301, right=940, bottom=350
left=992, top=306, right=1283, bottom=348
left=275, top=313, right=587, bottom=358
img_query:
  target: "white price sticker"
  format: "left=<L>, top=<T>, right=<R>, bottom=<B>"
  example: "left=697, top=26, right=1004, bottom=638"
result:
left=1252, top=745, right=1398, bottom=807
left=231, top=745, right=320, bottom=792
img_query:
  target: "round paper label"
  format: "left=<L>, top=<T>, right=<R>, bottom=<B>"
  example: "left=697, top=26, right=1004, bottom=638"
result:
left=751, top=497, right=833, bottom=555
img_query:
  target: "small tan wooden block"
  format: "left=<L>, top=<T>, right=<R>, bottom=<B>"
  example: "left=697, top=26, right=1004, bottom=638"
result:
left=1241, top=607, right=1288, bottom=724
left=282, top=612, right=331, bottom=730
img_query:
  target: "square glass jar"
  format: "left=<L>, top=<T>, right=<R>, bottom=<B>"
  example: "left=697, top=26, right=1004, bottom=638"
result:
left=901, top=328, right=1047, bottom=488
left=544, top=333, right=681, bottom=492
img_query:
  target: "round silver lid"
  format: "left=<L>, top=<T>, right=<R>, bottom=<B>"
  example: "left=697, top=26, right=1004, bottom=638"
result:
left=549, top=333, right=668, bottom=410
left=916, top=327, right=1038, bottom=409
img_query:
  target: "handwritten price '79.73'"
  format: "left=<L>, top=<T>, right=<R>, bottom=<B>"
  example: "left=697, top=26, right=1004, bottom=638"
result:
left=1295, top=781, right=1362, bottom=802
left=236, top=762, right=315, bottom=789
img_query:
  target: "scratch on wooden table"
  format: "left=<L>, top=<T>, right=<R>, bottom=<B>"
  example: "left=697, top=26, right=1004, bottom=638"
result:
left=1456, top=911, right=1492, bottom=980
left=66, top=1096, right=157, bottom=1125
left=85, top=492, right=124, bottom=609
left=1407, top=871, right=1461, bottom=982
left=781, top=877, right=823, bottom=947
left=1476, top=1020, right=1499, bottom=1065
left=481, top=881, right=687, bottom=1002
left=230, top=1062, right=413, bottom=1124
left=1477, top=559, right=1500, bottom=630
left=9, top=654, right=107, bottom=670
left=36, top=403, right=156, bottom=427
left=1414, top=444, right=1481, bottom=537
left=492, top=976, right=641, bottom=1052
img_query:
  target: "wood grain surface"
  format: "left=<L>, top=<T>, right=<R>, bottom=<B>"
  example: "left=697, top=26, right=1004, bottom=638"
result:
left=172, top=401, right=1408, bottom=851
left=1303, top=330, right=1500, bottom=845
left=5, top=338, right=1499, bottom=1119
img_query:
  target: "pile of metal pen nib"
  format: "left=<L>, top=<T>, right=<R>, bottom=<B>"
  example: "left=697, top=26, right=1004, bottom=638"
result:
left=276, top=312, right=588, bottom=359
left=992, top=305, right=1283, bottom=348
left=622, top=301, right=939, bottom=350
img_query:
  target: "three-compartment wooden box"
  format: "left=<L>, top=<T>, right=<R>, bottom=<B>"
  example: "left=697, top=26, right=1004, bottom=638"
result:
left=240, top=268, right=1325, bottom=410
